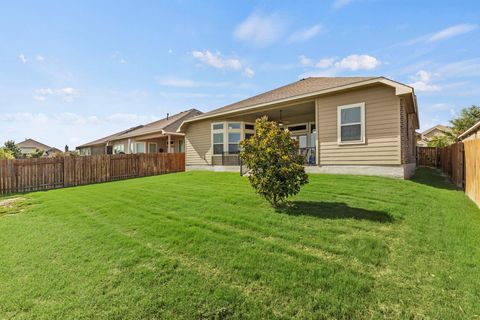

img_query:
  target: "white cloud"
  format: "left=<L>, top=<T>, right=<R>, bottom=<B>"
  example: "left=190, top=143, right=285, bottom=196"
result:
left=234, top=12, right=286, bottom=46
left=289, top=25, right=322, bottom=42
left=316, top=58, right=335, bottom=68
left=408, top=70, right=440, bottom=92
left=334, top=54, right=380, bottom=70
left=428, top=103, right=450, bottom=111
left=243, top=67, right=255, bottom=78
left=18, top=54, right=27, bottom=64
left=36, top=55, right=45, bottom=62
left=33, top=87, right=80, bottom=103
left=168, top=49, right=173, bottom=54
left=192, top=50, right=242, bottom=70
left=332, top=0, right=353, bottom=9
left=299, top=55, right=313, bottom=66
left=299, top=54, right=380, bottom=78
left=427, top=23, right=477, bottom=42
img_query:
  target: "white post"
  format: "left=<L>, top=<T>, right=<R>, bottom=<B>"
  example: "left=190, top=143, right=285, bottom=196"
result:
left=127, top=139, right=131, bottom=154
left=167, top=135, right=171, bottom=153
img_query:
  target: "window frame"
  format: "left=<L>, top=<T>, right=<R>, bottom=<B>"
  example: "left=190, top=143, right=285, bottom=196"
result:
left=337, top=102, right=366, bottom=145
left=212, top=122, right=225, bottom=155
left=113, top=143, right=125, bottom=154
left=135, top=142, right=146, bottom=154
left=148, top=142, right=157, bottom=153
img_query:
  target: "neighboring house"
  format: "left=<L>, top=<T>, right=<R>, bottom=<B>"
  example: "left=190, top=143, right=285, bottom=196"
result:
left=178, top=77, right=419, bottom=179
left=416, top=124, right=452, bottom=146
left=76, top=109, right=202, bottom=155
left=16, top=138, right=61, bottom=157
left=458, top=120, right=480, bottom=141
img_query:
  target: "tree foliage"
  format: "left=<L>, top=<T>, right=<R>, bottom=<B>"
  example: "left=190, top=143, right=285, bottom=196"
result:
left=240, top=116, right=308, bottom=207
left=3, top=140, right=22, bottom=159
left=427, top=134, right=454, bottom=148
left=0, top=147, right=14, bottom=159
left=28, top=149, right=45, bottom=158
left=450, top=105, right=480, bottom=135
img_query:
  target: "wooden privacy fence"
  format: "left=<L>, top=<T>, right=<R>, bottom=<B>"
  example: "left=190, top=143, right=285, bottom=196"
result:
left=0, top=153, right=185, bottom=194
left=417, top=140, right=480, bottom=207
left=464, top=140, right=480, bottom=207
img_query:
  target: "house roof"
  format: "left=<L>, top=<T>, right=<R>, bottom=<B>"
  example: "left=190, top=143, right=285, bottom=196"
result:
left=179, top=76, right=418, bottom=130
left=16, top=138, right=51, bottom=150
left=77, top=125, right=145, bottom=148
left=458, top=120, right=480, bottom=140
left=421, top=124, right=452, bottom=136
left=77, top=109, right=202, bottom=148
left=118, top=108, right=202, bottom=139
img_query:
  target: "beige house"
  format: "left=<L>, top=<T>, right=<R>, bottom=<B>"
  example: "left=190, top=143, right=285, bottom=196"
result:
left=458, top=120, right=480, bottom=141
left=416, top=124, right=452, bottom=146
left=178, top=77, right=419, bottom=179
left=77, top=109, right=202, bottom=155
left=16, top=138, right=61, bottom=157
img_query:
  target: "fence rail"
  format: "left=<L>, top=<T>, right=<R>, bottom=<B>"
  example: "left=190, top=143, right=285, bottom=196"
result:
left=0, top=153, right=185, bottom=194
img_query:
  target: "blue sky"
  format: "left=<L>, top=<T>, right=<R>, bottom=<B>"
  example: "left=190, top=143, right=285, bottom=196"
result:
left=0, top=0, right=479, bottom=148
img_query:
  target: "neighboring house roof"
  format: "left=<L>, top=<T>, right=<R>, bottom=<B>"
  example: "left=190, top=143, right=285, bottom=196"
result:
left=77, top=109, right=203, bottom=148
left=458, top=120, right=480, bottom=140
left=179, top=76, right=418, bottom=130
left=46, top=147, right=62, bottom=154
left=77, top=125, right=145, bottom=148
left=118, top=108, right=202, bottom=139
left=421, top=124, right=452, bottom=136
left=16, top=138, right=51, bottom=150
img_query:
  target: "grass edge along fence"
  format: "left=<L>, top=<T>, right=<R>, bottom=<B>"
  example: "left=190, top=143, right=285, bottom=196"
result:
left=417, top=140, right=480, bottom=207
left=0, top=153, right=185, bottom=194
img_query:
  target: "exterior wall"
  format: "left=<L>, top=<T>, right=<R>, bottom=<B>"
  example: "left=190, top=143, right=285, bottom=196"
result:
left=185, top=120, right=212, bottom=165
left=463, top=130, right=480, bottom=141
left=400, top=102, right=417, bottom=164
left=316, top=85, right=401, bottom=165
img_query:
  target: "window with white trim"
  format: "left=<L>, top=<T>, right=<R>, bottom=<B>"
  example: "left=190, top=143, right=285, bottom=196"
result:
left=113, top=143, right=125, bottom=154
left=212, top=123, right=224, bottom=155
left=135, top=142, right=145, bottom=153
left=227, top=122, right=241, bottom=154
left=338, top=103, right=365, bottom=144
left=148, top=143, right=157, bottom=153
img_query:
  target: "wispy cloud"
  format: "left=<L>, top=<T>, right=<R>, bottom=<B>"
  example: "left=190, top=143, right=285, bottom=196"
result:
left=332, top=0, right=354, bottom=10
left=428, top=23, right=477, bottom=42
left=36, top=55, right=45, bottom=62
left=243, top=67, right=255, bottom=78
left=288, top=24, right=322, bottom=42
left=299, top=55, right=313, bottom=66
left=18, top=54, right=27, bottom=64
left=192, top=50, right=242, bottom=70
left=403, top=23, right=477, bottom=45
left=335, top=54, right=380, bottom=70
left=112, top=51, right=127, bottom=64
left=234, top=12, right=286, bottom=46
left=33, top=87, right=80, bottom=103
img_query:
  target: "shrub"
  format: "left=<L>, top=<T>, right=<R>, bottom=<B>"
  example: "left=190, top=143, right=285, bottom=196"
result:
left=240, top=116, right=308, bottom=207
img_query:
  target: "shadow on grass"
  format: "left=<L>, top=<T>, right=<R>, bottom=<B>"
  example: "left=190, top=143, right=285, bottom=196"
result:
left=277, top=201, right=394, bottom=223
left=411, top=167, right=457, bottom=190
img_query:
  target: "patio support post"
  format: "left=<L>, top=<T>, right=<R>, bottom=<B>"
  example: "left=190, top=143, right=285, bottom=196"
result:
left=167, top=135, right=171, bottom=153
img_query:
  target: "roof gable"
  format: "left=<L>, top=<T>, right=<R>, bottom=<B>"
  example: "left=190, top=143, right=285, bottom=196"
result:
left=16, top=138, right=51, bottom=150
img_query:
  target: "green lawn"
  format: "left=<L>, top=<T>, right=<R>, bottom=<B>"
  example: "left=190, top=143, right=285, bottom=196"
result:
left=1, top=168, right=479, bottom=319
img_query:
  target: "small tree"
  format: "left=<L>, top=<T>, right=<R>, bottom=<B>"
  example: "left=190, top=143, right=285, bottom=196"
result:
left=427, top=134, right=454, bottom=148
left=3, top=140, right=22, bottom=159
left=240, top=116, right=308, bottom=207
left=28, top=149, right=45, bottom=158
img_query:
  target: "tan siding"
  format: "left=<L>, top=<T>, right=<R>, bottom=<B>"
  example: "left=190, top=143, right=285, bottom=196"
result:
left=317, top=85, right=401, bottom=165
left=185, top=120, right=212, bottom=165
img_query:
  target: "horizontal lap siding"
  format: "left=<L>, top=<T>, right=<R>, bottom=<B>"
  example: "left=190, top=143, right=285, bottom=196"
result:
left=186, top=120, right=212, bottom=165
left=317, top=85, right=401, bottom=165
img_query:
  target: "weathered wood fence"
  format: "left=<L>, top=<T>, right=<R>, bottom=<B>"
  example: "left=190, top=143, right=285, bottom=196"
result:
left=417, top=140, right=480, bottom=207
left=0, top=153, right=185, bottom=194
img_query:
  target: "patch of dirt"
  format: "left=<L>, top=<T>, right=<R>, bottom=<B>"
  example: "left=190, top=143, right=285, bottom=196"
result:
left=0, top=197, right=28, bottom=216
